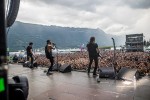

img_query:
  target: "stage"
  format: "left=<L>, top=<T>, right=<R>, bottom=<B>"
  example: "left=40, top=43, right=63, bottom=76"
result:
left=8, top=64, right=150, bottom=100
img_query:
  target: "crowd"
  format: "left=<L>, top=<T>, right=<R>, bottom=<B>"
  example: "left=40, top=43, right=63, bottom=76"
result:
left=14, top=50, right=150, bottom=75
left=34, top=50, right=150, bottom=75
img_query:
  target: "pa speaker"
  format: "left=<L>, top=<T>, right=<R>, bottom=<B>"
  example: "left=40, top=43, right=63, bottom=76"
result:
left=7, top=0, right=20, bottom=27
left=117, top=67, right=140, bottom=81
left=59, top=64, right=72, bottom=73
left=99, top=67, right=115, bottom=78
left=52, top=63, right=61, bottom=71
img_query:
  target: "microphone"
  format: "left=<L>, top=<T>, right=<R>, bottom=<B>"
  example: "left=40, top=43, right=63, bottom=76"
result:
left=52, top=43, right=56, bottom=45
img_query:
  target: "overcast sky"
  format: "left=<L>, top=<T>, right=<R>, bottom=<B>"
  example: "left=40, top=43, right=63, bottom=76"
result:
left=17, top=0, right=150, bottom=40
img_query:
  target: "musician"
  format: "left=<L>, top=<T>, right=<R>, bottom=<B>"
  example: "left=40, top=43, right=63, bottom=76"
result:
left=26, top=42, right=34, bottom=68
left=45, top=40, right=55, bottom=75
left=86, top=36, right=99, bottom=76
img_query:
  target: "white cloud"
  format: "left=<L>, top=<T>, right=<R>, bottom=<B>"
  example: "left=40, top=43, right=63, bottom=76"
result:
left=134, top=12, right=150, bottom=40
left=16, top=0, right=150, bottom=39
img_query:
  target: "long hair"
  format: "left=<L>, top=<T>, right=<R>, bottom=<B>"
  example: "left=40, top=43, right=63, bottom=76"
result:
left=90, top=36, right=95, bottom=43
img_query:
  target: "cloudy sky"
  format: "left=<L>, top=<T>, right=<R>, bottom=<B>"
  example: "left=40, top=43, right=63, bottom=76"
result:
left=17, top=0, right=150, bottom=40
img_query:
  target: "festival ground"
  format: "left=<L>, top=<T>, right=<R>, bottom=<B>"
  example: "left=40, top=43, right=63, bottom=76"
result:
left=8, top=64, right=150, bottom=100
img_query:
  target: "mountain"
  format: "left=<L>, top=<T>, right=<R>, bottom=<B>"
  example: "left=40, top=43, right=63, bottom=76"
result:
left=7, top=21, right=125, bottom=51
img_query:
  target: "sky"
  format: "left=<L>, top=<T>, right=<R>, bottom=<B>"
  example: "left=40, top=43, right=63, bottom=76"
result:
left=16, top=0, right=150, bottom=40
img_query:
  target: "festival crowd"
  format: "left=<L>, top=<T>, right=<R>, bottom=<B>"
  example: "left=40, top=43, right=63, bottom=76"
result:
left=12, top=49, right=150, bottom=75
left=33, top=50, right=150, bottom=75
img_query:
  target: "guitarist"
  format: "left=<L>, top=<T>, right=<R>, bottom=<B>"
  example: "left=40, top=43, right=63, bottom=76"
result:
left=86, top=36, right=99, bottom=76
left=26, top=42, right=34, bottom=68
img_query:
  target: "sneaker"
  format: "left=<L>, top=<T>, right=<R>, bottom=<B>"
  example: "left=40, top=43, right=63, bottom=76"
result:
left=97, top=78, right=100, bottom=82
left=93, top=74, right=97, bottom=76
left=30, top=66, right=34, bottom=69
left=46, top=72, right=53, bottom=75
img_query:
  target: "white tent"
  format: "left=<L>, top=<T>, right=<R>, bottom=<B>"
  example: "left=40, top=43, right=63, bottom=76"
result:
left=110, top=47, right=122, bottom=50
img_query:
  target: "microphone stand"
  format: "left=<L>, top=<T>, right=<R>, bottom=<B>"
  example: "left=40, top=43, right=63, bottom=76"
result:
left=111, top=38, right=117, bottom=79
left=54, top=44, right=59, bottom=71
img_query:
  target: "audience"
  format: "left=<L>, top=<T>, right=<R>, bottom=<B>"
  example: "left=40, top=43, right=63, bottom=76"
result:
left=15, top=50, right=150, bottom=75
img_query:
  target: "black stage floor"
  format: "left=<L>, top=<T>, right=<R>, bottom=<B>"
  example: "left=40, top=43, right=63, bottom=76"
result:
left=8, top=64, right=150, bottom=100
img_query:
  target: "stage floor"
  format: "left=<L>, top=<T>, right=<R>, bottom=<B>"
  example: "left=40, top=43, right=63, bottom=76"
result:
left=8, top=64, right=150, bottom=100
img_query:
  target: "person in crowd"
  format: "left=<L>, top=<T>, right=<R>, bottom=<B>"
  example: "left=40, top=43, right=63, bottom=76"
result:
left=86, top=36, right=99, bottom=76
left=45, top=40, right=55, bottom=75
left=13, top=54, right=18, bottom=63
left=26, top=42, right=34, bottom=68
left=34, top=49, right=150, bottom=75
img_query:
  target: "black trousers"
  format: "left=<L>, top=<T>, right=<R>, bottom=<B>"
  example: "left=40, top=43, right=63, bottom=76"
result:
left=47, top=56, right=54, bottom=73
left=27, top=55, right=33, bottom=67
left=88, top=56, right=98, bottom=75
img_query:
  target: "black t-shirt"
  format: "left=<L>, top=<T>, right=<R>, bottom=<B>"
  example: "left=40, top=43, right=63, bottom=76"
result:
left=26, top=46, right=32, bottom=56
left=86, top=43, right=98, bottom=57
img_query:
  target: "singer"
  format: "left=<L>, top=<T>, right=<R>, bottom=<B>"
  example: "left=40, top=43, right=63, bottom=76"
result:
left=86, top=36, right=99, bottom=76
left=45, top=40, right=55, bottom=75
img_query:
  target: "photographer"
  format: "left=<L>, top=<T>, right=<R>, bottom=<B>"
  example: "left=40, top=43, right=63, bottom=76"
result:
left=13, top=54, right=18, bottom=63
